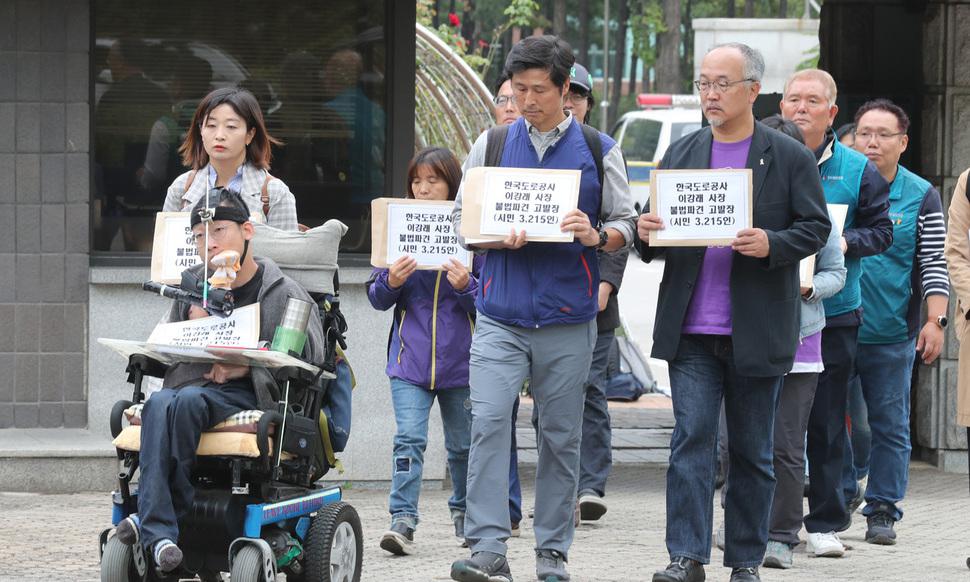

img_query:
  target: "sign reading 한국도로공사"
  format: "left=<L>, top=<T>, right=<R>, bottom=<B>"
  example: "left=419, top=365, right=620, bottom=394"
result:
left=479, top=169, right=580, bottom=241
left=151, top=212, right=201, bottom=284
left=649, top=169, right=753, bottom=247
left=370, top=198, right=472, bottom=270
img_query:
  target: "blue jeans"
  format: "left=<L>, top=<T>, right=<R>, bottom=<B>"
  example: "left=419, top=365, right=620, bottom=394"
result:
left=579, top=331, right=615, bottom=496
left=841, top=375, right=871, bottom=500
left=388, top=378, right=472, bottom=527
left=855, top=339, right=917, bottom=521
left=138, top=384, right=256, bottom=550
left=666, top=335, right=781, bottom=568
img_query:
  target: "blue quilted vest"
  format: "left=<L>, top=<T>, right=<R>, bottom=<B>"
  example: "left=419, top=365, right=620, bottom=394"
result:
left=475, top=117, right=612, bottom=328
left=820, top=140, right=868, bottom=317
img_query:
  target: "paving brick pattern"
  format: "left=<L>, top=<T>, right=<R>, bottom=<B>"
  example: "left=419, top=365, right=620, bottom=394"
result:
left=1, top=462, right=967, bottom=581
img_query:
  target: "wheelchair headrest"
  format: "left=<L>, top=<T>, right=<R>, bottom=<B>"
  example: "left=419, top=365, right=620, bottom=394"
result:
left=252, top=220, right=348, bottom=294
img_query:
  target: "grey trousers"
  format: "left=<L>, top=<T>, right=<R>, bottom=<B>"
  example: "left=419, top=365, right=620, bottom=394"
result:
left=464, top=314, right=595, bottom=557
left=768, top=372, right=819, bottom=545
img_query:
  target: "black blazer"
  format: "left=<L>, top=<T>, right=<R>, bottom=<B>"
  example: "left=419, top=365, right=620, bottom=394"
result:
left=638, top=121, right=831, bottom=377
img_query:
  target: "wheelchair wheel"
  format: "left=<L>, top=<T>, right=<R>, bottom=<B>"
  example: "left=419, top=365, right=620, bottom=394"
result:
left=230, top=545, right=266, bottom=582
left=101, top=536, right=138, bottom=582
left=300, top=502, right=363, bottom=582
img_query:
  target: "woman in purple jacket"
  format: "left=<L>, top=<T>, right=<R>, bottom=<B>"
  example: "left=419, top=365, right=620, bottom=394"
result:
left=368, top=147, right=479, bottom=556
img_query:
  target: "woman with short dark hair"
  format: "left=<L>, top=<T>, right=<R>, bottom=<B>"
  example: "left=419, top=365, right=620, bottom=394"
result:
left=163, top=87, right=299, bottom=231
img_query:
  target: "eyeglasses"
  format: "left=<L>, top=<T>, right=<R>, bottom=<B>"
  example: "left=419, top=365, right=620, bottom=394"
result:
left=693, top=78, right=755, bottom=94
left=566, top=92, right=589, bottom=105
left=853, top=131, right=905, bottom=143
left=494, top=95, right=517, bottom=107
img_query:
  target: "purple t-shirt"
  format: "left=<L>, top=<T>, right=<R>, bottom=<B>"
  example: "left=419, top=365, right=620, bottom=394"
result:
left=681, top=136, right=753, bottom=335
left=791, top=330, right=823, bottom=373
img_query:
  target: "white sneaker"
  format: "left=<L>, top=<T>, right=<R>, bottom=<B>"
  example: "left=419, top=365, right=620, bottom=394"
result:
left=807, top=531, right=845, bottom=557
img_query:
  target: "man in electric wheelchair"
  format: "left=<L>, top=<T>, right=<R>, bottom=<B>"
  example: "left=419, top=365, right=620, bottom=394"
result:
left=103, top=188, right=361, bottom=581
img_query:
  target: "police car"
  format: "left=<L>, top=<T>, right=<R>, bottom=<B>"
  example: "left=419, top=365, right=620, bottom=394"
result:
left=612, top=94, right=703, bottom=212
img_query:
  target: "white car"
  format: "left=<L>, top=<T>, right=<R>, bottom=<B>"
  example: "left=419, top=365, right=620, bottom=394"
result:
left=612, top=102, right=703, bottom=212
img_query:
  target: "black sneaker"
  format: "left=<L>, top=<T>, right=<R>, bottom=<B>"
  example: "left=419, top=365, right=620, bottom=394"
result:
left=451, top=551, right=513, bottom=582
left=380, top=521, right=416, bottom=555
left=453, top=513, right=468, bottom=548
left=730, top=567, right=760, bottom=581
left=577, top=490, right=607, bottom=521
left=865, top=510, right=897, bottom=545
left=652, top=556, right=705, bottom=582
left=536, top=549, right=569, bottom=581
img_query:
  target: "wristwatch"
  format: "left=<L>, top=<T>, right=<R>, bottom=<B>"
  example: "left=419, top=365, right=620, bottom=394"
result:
left=595, top=228, right=609, bottom=249
left=936, top=315, right=948, bottom=329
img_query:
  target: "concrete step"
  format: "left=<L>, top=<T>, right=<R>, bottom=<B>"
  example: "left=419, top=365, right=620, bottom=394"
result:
left=0, top=429, right=118, bottom=492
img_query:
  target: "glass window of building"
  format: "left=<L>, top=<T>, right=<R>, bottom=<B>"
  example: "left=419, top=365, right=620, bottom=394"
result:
left=93, top=1, right=387, bottom=254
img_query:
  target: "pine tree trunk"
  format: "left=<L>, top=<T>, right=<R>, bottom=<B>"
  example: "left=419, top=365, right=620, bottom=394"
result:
left=744, top=0, right=754, bottom=17
left=726, top=0, right=735, bottom=17
left=656, top=0, right=681, bottom=93
left=629, top=50, right=639, bottom=95
left=779, top=0, right=788, bottom=17
left=554, top=0, right=567, bottom=37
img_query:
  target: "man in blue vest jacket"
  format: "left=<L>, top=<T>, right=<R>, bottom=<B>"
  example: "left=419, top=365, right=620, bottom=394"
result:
left=846, top=99, right=949, bottom=545
left=449, top=35, right=636, bottom=582
left=780, top=69, right=893, bottom=559
left=638, top=43, right=830, bottom=582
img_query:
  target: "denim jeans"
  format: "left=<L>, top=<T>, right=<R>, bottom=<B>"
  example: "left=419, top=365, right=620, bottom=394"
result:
left=579, top=331, right=615, bottom=496
left=138, top=384, right=256, bottom=551
left=388, top=378, right=472, bottom=527
left=855, top=339, right=917, bottom=521
left=665, top=335, right=782, bottom=569
left=841, top=375, right=871, bottom=501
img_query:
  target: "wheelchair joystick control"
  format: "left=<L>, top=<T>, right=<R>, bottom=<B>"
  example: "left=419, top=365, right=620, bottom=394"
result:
left=272, top=297, right=312, bottom=357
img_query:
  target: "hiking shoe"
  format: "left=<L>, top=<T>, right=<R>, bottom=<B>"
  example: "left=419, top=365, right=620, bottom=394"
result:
left=762, top=541, right=792, bottom=569
left=511, top=521, right=521, bottom=538
left=454, top=513, right=467, bottom=548
left=578, top=490, right=607, bottom=521
left=848, top=479, right=866, bottom=514
left=154, top=540, right=183, bottom=573
left=730, top=567, right=760, bottom=581
left=115, top=514, right=140, bottom=546
left=865, top=511, right=897, bottom=545
left=451, top=551, right=513, bottom=582
left=652, top=556, right=705, bottom=582
left=807, top=531, right=845, bottom=557
left=380, top=521, right=415, bottom=556
left=536, top=549, right=569, bottom=581
left=715, top=522, right=725, bottom=551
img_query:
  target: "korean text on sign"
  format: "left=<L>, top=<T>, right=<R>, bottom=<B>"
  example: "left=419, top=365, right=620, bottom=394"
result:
left=386, top=203, right=470, bottom=268
left=651, top=170, right=752, bottom=245
left=480, top=171, right=579, bottom=239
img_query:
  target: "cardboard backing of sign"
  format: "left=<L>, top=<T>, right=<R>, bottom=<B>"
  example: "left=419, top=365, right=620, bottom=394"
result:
left=648, top=169, right=753, bottom=247
left=370, top=198, right=473, bottom=270
left=799, top=203, right=850, bottom=289
left=459, top=166, right=580, bottom=244
left=151, top=212, right=199, bottom=284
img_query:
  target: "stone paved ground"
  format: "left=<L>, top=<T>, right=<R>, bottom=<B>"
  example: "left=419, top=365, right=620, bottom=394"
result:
left=1, top=462, right=967, bottom=582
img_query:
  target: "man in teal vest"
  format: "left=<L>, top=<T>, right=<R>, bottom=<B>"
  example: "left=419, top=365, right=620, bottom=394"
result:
left=779, top=69, right=892, bottom=559
left=846, top=99, right=949, bottom=545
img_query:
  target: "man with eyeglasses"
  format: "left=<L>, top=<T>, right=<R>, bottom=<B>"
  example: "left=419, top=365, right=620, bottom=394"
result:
left=778, top=69, right=893, bottom=561
left=637, top=43, right=830, bottom=582
left=493, top=73, right=521, bottom=126
left=846, top=99, right=948, bottom=546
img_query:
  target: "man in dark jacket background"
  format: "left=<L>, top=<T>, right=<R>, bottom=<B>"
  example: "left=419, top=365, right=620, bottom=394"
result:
left=637, top=43, right=830, bottom=582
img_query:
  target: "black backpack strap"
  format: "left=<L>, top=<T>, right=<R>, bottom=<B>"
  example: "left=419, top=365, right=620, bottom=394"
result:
left=484, top=125, right=510, bottom=167
left=579, top=123, right=607, bottom=224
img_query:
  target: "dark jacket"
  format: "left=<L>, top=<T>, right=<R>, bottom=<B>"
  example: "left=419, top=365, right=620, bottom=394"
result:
left=163, top=256, right=326, bottom=410
left=367, top=257, right=481, bottom=390
left=637, top=121, right=831, bottom=377
left=597, top=247, right=629, bottom=332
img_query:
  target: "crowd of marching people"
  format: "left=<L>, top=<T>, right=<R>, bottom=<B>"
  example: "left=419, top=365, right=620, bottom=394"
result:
left=114, top=26, right=970, bottom=582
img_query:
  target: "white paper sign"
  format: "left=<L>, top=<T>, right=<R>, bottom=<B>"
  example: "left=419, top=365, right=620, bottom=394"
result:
left=151, top=212, right=201, bottom=284
left=146, top=303, right=260, bottom=348
left=480, top=169, right=580, bottom=240
left=800, top=203, right=851, bottom=288
left=651, top=170, right=752, bottom=245
left=386, top=202, right=471, bottom=268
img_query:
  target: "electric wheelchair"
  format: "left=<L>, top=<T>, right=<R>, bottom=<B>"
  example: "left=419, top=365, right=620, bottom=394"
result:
left=98, top=220, right=361, bottom=582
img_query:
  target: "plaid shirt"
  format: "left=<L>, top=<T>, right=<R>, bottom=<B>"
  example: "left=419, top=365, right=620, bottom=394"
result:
left=163, top=162, right=300, bottom=231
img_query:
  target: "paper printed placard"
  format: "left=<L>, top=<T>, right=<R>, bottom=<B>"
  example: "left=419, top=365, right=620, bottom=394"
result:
left=459, top=167, right=580, bottom=243
left=150, top=212, right=200, bottom=284
left=649, top=169, right=753, bottom=246
left=799, top=203, right=851, bottom=288
left=146, top=303, right=260, bottom=348
left=370, top=198, right=473, bottom=269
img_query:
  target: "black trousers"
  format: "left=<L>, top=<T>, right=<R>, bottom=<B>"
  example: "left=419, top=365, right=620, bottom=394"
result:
left=805, top=325, right=858, bottom=533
